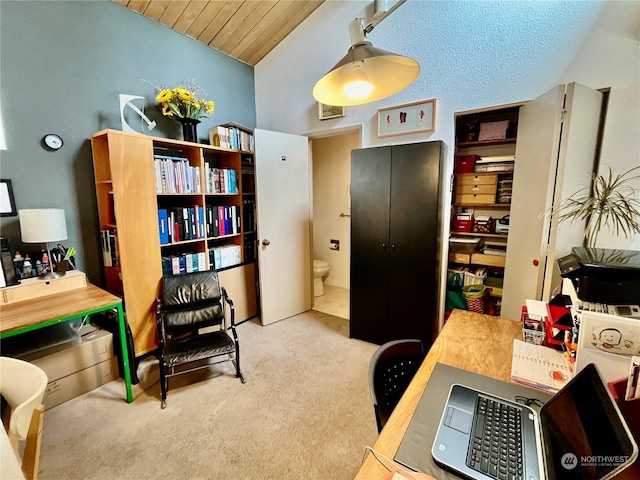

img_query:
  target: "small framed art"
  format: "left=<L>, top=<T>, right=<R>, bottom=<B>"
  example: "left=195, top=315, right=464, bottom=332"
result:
left=377, top=98, right=436, bottom=137
left=318, top=102, right=345, bottom=120
left=0, top=179, right=17, bottom=217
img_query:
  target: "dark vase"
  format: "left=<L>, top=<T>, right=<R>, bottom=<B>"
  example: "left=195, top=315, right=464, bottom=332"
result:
left=177, top=118, right=201, bottom=143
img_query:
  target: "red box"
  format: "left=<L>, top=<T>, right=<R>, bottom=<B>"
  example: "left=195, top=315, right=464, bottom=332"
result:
left=454, top=155, right=479, bottom=174
left=453, top=219, right=473, bottom=232
left=543, top=304, right=572, bottom=346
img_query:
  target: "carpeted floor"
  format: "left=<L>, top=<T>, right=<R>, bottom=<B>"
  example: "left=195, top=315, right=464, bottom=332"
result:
left=38, top=310, right=379, bottom=480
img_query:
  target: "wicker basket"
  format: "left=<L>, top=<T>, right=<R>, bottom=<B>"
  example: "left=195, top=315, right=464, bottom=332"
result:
left=463, top=284, right=486, bottom=313
left=463, top=268, right=487, bottom=287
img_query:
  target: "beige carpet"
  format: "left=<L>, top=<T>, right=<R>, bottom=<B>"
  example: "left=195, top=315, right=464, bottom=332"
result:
left=38, top=310, right=380, bottom=480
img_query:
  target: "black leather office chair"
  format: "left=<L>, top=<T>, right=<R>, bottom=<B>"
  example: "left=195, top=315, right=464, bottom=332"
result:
left=368, top=339, right=425, bottom=432
left=156, top=270, right=245, bottom=408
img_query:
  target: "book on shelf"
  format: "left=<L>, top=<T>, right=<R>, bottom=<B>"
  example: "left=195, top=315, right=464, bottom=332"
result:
left=158, top=209, right=169, bottom=245
left=209, top=123, right=254, bottom=152
left=154, top=155, right=201, bottom=194
left=511, top=339, right=572, bottom=393
left=208, top=244, right=242, bottom=269
left=203, top=165, right=238, bottom=194
left=161, top=252, right=207, bottom=276
left=101, top=229, right=119, bottom=268
left=243, top=199, right=256, bottom=231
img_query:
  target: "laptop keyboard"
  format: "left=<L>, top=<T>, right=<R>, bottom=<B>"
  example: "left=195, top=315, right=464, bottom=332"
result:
left=467, top=395, right=523, bottom=480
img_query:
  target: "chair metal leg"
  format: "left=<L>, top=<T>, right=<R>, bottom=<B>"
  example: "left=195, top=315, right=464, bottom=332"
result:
left=233, top=359, right=246, bottom=383
left=159, top=362, right=168, bottom=409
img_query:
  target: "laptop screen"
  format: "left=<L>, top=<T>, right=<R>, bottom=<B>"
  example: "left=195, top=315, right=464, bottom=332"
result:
left=540, top=363, right=637, bottom=479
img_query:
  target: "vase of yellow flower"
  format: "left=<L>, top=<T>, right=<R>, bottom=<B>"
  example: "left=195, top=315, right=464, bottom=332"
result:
left=176, top=118, right=200, bottom=143
left=155, top=80, right=215, bottom=143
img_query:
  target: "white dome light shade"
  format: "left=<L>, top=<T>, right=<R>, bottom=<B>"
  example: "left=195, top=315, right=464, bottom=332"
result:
left=313, top=42, right=420, bottom=107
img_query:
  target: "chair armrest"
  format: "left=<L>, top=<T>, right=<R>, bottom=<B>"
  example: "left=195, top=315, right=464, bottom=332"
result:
left=155, top=298, right=167, bottom=353
left=221, top=287, right=236, bottom=327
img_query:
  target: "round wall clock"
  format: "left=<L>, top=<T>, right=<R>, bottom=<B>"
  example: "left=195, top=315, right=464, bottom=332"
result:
left=43, top=134, right=64, bottom=151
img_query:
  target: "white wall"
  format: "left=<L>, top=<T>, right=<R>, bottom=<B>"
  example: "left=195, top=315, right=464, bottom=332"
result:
left=312, top=132, right=359, bottom=289
left=255, top=0, right=639, bottom=251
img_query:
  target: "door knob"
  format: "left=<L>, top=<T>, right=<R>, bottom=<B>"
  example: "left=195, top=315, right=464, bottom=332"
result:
left=261, top=239, right=271, bottom=246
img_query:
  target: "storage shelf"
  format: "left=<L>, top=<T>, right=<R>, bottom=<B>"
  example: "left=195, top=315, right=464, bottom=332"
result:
left=448, top=252, right=506, bottom=268
left=456, top=138, right=517, bottom=148
left=91, top=128, right=258, bottom=356
left=486, top=286, right=503, bottom=297
left=451, top=232, right=508, bottom=239
left=453, top=203, right=511, bottom=208
left=157, top=192, right=203, bottom=196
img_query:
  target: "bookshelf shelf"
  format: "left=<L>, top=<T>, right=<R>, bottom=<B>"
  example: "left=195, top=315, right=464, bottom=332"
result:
left=456, top=138, right=517, bottom=148
left=91, top=129, right=259, bottom=356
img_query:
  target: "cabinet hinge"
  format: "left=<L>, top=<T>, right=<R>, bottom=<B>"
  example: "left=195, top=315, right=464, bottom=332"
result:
left=560, top=109, right=567, bottom=121
left=449, top=174, right=454, bottom=193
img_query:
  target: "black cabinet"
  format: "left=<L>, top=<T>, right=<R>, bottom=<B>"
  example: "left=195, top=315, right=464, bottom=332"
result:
left=350, top=141, right=443, bottom=346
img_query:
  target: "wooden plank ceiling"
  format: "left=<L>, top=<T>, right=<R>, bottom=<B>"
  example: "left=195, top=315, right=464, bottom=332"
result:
left=115, top=0, right=325, bottom=66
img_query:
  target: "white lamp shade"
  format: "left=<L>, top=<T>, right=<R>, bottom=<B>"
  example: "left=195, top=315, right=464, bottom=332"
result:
left=19, top=209, right=68, bottom=243
left=313, top=42, right=420, bottom=107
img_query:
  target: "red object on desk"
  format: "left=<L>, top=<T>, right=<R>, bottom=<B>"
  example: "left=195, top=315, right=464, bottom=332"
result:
left=544, top=303, right=572, bottom=347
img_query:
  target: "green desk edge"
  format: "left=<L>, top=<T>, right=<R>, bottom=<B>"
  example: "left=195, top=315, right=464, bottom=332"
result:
left=0, top=301, right=134, bottom=403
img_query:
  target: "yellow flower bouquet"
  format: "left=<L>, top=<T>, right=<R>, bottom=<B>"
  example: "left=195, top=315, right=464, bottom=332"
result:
left=155, top=80, right=215, bottom=120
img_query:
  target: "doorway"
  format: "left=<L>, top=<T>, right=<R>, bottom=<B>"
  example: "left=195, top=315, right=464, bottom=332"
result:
left=309, top=129, right=361, bottom=320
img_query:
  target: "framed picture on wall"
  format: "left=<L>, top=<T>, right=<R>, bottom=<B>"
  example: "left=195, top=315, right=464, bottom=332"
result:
left=377, top=99, right=436, bottom=137
left=0, top=179, right=17, bottom=217
left=318, top=102, right=345, bottom=120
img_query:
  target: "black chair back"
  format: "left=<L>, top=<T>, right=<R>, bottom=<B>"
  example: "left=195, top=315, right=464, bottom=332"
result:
left=369, top=339, right=425, bottom=432
left=161, top=270, right=225, bottom=333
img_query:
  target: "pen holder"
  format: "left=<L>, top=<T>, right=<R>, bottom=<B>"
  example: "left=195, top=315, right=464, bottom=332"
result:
left=608, top=377, right=640, bottom=439
left=55, top=260, right=70, bottom=276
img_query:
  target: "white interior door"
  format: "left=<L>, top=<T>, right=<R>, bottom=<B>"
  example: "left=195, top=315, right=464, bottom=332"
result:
left=541, top=83, right=603, bottom=298
left=502, top=83, right=602, bottom=321
left=254, top=129, right=311, bottom=325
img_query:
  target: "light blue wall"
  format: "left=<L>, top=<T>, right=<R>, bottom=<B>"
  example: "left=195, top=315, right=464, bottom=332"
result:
left=0, top=0, right=256, bottom=283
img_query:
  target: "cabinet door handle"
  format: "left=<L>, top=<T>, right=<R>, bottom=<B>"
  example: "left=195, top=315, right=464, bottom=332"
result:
left=261, top=239, right=271, bottom=246
left=382, top=243, right=387, bottom=251
left=391, top=244, right=396, bottom=252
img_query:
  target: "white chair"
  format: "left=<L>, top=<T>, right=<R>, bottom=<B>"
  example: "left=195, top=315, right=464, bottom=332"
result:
left=0, top=356, right=48, bottom=480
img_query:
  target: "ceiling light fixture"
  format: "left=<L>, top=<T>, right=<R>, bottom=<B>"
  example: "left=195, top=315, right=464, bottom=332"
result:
left=313, top=0, right=420, bottom=107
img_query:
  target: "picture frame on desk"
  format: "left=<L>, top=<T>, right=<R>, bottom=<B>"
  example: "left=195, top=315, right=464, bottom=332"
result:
left=576, top=311, right=640, bottom=383
left=377, top=98, right=436, bottom=137
left=0, top=179, right=17, bottom=217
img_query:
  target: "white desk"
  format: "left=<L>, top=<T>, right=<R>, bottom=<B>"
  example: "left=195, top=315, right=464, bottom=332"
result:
left=1, top=427, right=25, bottom=480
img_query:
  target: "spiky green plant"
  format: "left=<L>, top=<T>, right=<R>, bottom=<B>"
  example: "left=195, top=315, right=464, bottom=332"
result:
left=549, top=165, right=640, bottom=248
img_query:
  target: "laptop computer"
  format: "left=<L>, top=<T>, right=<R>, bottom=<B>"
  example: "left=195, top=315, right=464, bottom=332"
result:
left=431, top=363, right=638, bottom=480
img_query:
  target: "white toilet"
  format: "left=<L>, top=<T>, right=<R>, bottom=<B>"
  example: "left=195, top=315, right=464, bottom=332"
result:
left=313, top=260, right=330, bottom=297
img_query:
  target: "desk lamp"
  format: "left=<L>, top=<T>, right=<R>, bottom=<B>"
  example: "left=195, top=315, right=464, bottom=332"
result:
left=312, top=0, right=420, bottom=107
left=18, top=208, right=68, bottom=279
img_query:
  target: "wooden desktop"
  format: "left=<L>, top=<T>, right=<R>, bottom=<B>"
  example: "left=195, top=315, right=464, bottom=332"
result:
left=0, top=273, right=133, bottom=403
left=353, top=309, right=638, bottom=480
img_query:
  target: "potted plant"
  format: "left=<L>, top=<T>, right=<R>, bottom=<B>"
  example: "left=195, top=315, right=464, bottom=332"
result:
left=547, top=165, right=640, bottom=248
left=154, top=80, right=215, bottom=143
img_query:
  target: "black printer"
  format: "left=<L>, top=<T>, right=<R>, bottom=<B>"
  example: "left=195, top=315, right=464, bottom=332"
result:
left=558, top=247, right=640, bottom=305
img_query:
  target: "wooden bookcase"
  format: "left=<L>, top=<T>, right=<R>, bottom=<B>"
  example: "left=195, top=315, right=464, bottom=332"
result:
left=91, top=129, right=258, bottom=356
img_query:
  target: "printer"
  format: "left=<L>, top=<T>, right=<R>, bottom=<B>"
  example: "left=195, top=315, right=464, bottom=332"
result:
left=558, top=247, right=640, bottom=306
